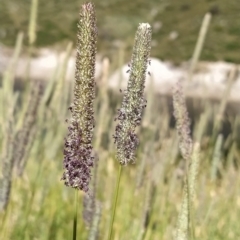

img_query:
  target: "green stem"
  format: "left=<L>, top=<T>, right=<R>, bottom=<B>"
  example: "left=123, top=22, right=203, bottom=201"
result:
left=108, top=164, right=122, bottom=240
left=187, top=176, right=195, bottom=240
left=73, top=189, right=79, bottom=240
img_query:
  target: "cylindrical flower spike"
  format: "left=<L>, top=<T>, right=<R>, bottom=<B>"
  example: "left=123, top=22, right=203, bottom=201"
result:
left=62, top=2, right=97, bottom=193
left=172, top=81, right=192, bottom=161
left=113, top=23, right=152, bottom=165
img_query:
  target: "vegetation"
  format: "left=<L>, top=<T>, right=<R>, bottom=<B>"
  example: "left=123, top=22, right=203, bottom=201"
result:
left=0, top=0, right=240, bottom=64
left=0, top=1, right=240, bottom=240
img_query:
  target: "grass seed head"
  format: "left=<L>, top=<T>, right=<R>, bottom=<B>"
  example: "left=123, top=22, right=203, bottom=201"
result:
left=173, top=81, right=192, bottom=162
left=113, top=23, right=152, bottom=165
left=62, top=2, right=97, bottom=192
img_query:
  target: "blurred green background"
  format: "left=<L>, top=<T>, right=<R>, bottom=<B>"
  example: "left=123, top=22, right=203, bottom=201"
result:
left=0, top=0, right=240, bottom=63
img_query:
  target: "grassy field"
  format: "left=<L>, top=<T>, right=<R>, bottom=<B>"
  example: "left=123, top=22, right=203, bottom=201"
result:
left=0, top=0, right=240, bottom=64
left=0, top=1, right=240, bottom=240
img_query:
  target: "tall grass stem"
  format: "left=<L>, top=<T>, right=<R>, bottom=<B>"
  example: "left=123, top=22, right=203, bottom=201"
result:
left=108, top=165, right=122, bottom=240
left=73, top=189, right=79, bottom=240
left=28, top=0, right=38, bottom=45
left=189, top=13, right=211, bottom=80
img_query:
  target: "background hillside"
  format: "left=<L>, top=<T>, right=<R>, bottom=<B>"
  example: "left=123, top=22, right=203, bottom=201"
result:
left=0, top=0, right=240, bottom=64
